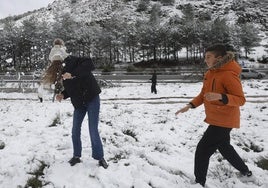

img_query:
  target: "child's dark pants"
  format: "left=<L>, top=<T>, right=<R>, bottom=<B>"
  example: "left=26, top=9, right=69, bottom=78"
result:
left=194, top=125, right=249, bottom=186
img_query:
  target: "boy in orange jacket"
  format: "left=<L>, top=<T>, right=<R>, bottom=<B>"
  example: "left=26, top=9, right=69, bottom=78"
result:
left=175, top=44, right=252, bottom=187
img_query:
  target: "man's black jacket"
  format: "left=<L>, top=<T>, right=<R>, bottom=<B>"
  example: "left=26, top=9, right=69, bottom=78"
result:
left=62, top=55, right=101, bottom=108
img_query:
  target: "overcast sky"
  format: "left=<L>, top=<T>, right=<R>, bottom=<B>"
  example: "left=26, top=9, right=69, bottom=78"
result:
left=0, top=0, right=55, bottom=19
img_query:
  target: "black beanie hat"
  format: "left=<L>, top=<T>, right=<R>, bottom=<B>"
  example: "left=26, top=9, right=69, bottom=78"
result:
left=205, top=44, right=227, bottom=57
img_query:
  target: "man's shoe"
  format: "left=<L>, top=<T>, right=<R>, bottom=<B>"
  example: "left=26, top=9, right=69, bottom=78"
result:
left=68, top=157, right=81, bottom=166
left=99, top=158, right=108, bottom=169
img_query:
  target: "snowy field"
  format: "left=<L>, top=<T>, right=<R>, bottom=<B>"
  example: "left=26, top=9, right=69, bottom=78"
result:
left=0, top=80, right=268, bottom=188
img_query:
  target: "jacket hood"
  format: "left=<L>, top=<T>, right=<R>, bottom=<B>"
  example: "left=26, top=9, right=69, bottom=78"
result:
left=209, top=52, right=241, bottom=75
left=49, top=45, right=69, bottom=62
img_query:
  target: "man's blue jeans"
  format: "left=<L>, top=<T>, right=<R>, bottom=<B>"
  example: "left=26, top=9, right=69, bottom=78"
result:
left=72, top=95, right=104, bottom=160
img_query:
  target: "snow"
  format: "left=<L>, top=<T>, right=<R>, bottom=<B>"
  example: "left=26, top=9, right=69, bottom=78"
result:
left=0, top=80, right=268, bottom=188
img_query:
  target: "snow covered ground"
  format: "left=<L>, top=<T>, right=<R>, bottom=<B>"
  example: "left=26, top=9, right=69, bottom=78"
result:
left=0, top=80, right=268, bottom=188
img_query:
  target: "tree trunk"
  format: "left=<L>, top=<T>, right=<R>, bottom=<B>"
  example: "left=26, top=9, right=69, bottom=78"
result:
left=153, top=46, right=157, bottom=61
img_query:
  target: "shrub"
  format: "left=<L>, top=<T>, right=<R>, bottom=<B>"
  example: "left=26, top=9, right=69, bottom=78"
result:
left=257, top=56, right=268, bottom=64
left=160, top=0, right=175, bottom=6
left=126, top=65, right=136, bottom=72
left=101, top=64, right=115, bottom=73
left=137, top=0, right=150, bottom=12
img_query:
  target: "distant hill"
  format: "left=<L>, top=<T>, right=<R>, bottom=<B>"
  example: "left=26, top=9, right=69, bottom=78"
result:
left=1, top=0, right=267, bottom=31
left=0, top=0, right=267, bottom=70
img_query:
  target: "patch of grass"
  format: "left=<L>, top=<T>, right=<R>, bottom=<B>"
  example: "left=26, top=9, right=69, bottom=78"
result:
left=256, top=157, right=268, bottom=170
left=25, top=160, right=49, bottom=188
left=28, top=161, right=48, bottom=177
left=110, top=152, right=128, bottom=163
left=106, top=121, right=113, bottom=126
left=249, top=142, right=263, bottom=153
left=122, top=129, right=138, bottom=142
left=154, top=145, right=167, bottom=153
left=66, top=112, right=72, bottom=117
left=24, top=118, right=32, bottom=122
left=124, top=163, right=130, bottom=166
left=0, top=141, right=5, bottom=150
left=25, top=177, right=42, bottom=188
left=148, top=181, right=157, bottom=188
left=260, top=106, right=267, bottom=112
left=49, top=113, right=61, bottom=127
left=238, top=141, right=263, bottom=153
left=242, top=147, right=250, bottom=152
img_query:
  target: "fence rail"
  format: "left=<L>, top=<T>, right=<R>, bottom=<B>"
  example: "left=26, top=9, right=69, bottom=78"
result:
left=0, top=68, right=267, bottom=92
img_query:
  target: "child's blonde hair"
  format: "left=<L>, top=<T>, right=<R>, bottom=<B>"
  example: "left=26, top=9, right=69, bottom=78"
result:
left=42, top=60, right=63, bottom=85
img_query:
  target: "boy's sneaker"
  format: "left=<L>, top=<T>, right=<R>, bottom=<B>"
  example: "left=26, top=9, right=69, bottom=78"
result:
left=99, top=158, right=108, bottom=169
left=68, top=157, right=81, bottom=166
left=195, top=181, right=205, bottom=187
left=241, top=170, right=252, bottom=177
left=195, top=179, right=205, bottom=187
left=239, top=171, right=260, bottom=184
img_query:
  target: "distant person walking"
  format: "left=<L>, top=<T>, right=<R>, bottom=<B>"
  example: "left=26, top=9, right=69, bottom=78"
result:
left=150, top=70, right=157, bottom=94
left=175, top=44, right=252, bottom=187
left=43, top=38, right=108, bottom=168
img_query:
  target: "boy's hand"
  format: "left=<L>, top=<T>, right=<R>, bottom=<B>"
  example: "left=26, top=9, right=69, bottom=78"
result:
left=175, top=104, right=191, bottom=115
left=204, top=92, right=222, bottom=101
left=56, top=94, right=64, bottom=102
left=62, top=72, right=75, bottom=80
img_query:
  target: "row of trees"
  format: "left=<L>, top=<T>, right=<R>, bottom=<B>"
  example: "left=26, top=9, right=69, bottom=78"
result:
left=0, top=3, right=262, bottom=72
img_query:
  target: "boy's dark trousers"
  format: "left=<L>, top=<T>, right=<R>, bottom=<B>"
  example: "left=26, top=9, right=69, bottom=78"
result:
left=194, top=125, right=249, bottom=186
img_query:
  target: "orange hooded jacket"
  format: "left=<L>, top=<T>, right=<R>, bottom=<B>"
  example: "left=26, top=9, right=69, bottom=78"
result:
left=190, top=52, right=246, bottom=128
